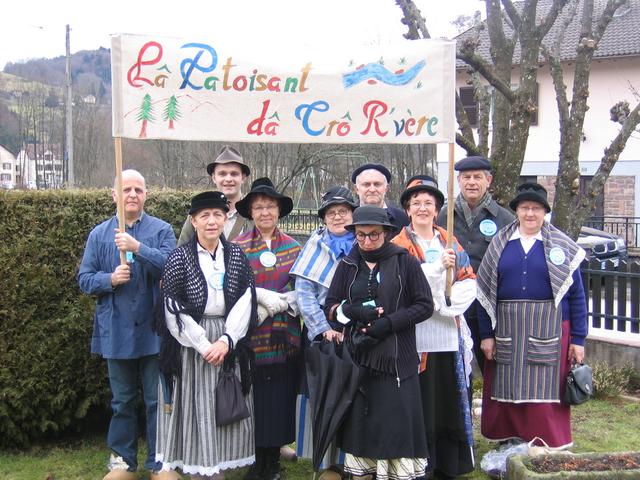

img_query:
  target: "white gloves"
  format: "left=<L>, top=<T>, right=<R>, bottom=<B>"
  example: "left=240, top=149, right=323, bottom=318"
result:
left=257, top=304, right=270, bottom=324
left=255, top=287, right=289, bottom=317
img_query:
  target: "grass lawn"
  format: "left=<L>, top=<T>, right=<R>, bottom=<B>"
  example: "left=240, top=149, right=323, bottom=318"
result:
left=1, top=397, right=638, bottom=480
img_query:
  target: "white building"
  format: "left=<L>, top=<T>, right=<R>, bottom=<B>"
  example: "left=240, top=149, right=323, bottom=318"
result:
left=437, top=0, right=640, bottom=220
left=16, top=143, right=64, bottom=189
left=0, top=145, right=17, bottom=189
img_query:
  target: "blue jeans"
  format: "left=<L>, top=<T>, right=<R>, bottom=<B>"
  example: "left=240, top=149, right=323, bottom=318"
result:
left=106, top=355, right=161, bottom=472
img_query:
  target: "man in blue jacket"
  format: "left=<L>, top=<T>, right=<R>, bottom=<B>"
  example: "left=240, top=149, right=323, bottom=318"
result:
left=78, top=169, right=178, bottom=480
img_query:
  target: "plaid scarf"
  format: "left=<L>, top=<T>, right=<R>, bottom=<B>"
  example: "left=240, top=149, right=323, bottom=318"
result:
left=456, top=191, right=494, bottom=228
left=234, top=227, right=302, bottom=365
left=476, top=220, right=585, bottom=330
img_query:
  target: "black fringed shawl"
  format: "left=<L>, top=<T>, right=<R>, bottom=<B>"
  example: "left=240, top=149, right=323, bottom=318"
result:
left=154, top=235, right=258, bottom=393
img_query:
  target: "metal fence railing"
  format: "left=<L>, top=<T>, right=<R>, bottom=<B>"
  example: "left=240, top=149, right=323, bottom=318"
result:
left=585, top=216, right=640, bottom=249
left=580, top=258, right=640, bottom=335
left=281, top=214, right=640, bottom=336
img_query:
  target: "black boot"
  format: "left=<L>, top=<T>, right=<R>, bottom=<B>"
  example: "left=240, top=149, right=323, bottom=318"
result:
left=244, top=447, right=265, bottom=480
left=263, top=447, right=282, bottom=480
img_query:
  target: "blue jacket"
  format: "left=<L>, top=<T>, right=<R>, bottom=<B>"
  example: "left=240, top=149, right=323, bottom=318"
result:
left=78, top=213, right=176, bottom=359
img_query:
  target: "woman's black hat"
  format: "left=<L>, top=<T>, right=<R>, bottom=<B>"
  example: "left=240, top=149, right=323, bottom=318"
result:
left=318, top=186, right=358, bottom=219
left=399, top=175, right=445, bottom=210
left=509, top=182, right=551, bottom=213
left=189, top=191, right=230, bottom=215
left=345, top=205, right=395, bottom=231
left=236, top=177, right=294, bottom=219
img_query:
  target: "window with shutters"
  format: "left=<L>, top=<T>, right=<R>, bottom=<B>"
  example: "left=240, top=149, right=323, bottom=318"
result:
left=459, top=86, right=478, bottom=127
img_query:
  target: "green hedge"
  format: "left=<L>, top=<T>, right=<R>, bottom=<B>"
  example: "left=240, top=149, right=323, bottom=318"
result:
left=0, top=189, right=192, bottom=448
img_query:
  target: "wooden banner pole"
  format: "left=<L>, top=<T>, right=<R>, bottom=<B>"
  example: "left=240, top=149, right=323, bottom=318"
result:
left=114, top=137, right=127, bottom=265
left=445, top=142, right=455, bottom=306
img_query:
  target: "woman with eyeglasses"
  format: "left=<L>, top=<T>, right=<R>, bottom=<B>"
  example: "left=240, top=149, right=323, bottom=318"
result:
left=476, top=183, right=587, bottom=450
left=324, top=205, right=434, bottom=480
left=289, top=186, right=357, bottom=480
left=233, top=178, right=302, bottom=480
left=392, top=176, right=477, bottom=479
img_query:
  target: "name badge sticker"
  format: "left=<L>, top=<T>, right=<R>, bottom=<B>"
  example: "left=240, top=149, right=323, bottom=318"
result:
left=259, top=251, right=277, bottom=268
left=549, top=247, right=566, bottom=265
left=424, top=248, right=440, bottom=264
left=208, top=272, right=225, bottom=290
left=479, top=219, right=498, bottom=236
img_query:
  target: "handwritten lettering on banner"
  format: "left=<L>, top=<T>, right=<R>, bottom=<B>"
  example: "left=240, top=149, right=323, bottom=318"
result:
left=111, top=34, right=456, bottom=144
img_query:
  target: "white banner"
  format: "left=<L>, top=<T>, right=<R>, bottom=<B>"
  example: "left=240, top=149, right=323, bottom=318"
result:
left=111, top=34, right=455, bottom=144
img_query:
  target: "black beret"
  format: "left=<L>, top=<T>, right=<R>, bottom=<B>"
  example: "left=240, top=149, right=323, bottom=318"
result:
left=189, top=191, right=230, bottom=215
left=351, top=163, right=392, bottom=184
left=454, top=156, right=492, bottom=172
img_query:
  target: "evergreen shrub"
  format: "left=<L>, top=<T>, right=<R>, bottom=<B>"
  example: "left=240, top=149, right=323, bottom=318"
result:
left=0, top=189, right=191, bottom=448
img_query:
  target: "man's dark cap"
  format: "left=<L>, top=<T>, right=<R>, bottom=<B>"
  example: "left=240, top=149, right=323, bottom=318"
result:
left=454, top=156, right=492, bottom=172
left=351, top=163, right=392, bottom=184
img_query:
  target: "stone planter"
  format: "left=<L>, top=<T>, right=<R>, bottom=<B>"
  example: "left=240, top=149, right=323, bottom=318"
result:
left=507, top=452, right=640, bottom=479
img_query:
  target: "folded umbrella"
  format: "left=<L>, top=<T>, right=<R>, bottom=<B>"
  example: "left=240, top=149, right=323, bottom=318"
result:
left=305, top=340, right=363, bottom=471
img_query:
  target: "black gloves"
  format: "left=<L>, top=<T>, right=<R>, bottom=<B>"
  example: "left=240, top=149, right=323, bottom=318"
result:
left=342, top=303, right=379, bottom=324
left=364, top=317, right=392, bottom=339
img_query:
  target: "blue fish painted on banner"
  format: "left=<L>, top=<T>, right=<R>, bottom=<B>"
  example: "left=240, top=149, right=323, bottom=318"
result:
left=342, top=60, right=426, bottom=89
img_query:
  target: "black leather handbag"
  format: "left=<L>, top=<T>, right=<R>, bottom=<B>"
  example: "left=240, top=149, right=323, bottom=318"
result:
left=564, top=363, right=593, bottom=405
left=215, top=339, right=250, bottom=426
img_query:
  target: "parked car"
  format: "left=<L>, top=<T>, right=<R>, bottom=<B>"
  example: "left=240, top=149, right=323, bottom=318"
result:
left=577, top=226, right=628, bottom=268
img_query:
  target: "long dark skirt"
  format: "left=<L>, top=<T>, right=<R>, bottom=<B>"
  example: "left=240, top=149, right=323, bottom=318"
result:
left=420, top=351, right=474, bottom=477
left=253, top=361, right=299, bottom=448
left=339, top=372, right=427, bottom=460
left=481, top=320, right=573, bottom=448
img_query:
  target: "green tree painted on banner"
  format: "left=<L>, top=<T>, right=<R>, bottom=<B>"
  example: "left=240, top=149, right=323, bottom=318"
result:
left=163, top=95, right=181, bottom=129
left=137, top=93, right=155, bottom=138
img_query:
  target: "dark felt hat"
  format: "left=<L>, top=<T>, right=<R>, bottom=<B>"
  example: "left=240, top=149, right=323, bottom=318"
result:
left=206, top=145, right=251, bottom=177
left=454, top=156, right=492, bottom=172
left=351, top=163, right=392, bottom=184
left=236, top=177, right=294, bottom=219
left=317, top=186, right=358, bottom=219
left=399, top=175, right=445, bottom=210
left=509, top=182, right=551, bottom=213
left=345, top=205, right=395, bottom=231
left=189, top=191, right=230, bottom=215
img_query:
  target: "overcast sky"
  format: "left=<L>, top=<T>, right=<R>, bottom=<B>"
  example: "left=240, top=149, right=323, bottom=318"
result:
left=0, top=1, right=483, bottom=69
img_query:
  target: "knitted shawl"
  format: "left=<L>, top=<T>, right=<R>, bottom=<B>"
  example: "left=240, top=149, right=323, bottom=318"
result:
left=477, top=220, right=585, bottom=329
left=155, top=235, right=257, bottom=390
left=234, top=226, right=302, bottom=366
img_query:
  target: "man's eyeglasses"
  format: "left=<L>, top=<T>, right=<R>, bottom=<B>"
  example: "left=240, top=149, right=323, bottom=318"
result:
left=325, top=208, right=351, bottom=219
left=355, top=231, right=383, bottom=242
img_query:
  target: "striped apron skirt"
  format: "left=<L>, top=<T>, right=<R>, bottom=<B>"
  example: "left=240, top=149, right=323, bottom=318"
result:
left=156, top=315, right=255, bottom=476
left=492, top=299, right=562, bottom=402
left=481, top=300, right=574, bottom=448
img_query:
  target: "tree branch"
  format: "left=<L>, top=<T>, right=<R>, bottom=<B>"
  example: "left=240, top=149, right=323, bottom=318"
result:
left=541, top=45, right=570, bottom=124
left=500, top=0, right=521, bottom=30
left=395, top=0, right=431, bottom=40
left=455, top=91, right=476, bottom=145
left=537, top=0, right=570, bottom=38
left=457, top=49, right=515, bottom=102
left=456, top=131, right=481, bottom=156
left=575, top=100, right=640, bottom=220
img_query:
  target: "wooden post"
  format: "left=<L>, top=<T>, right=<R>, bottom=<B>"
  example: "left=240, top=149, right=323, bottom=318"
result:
left=445, top=143, right=455, bottom=306
left=114, top=137, right=127, bottom=265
